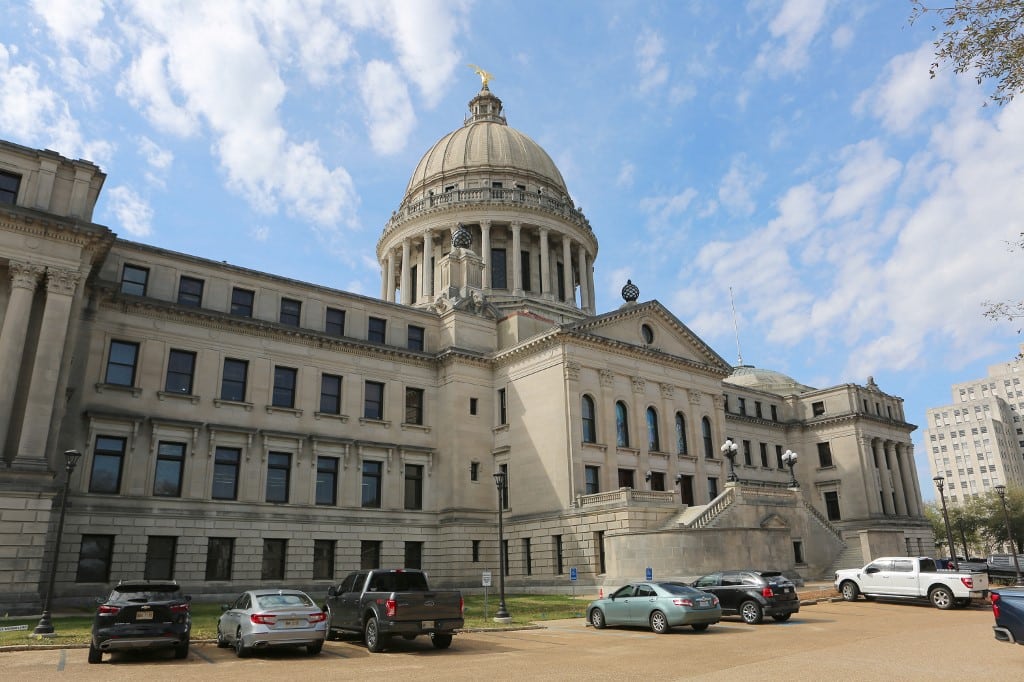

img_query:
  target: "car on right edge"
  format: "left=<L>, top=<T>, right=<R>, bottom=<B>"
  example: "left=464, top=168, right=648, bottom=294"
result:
left=691, top=570, right=800, bottom=624
left=991, top=587, right=1024, bottom=645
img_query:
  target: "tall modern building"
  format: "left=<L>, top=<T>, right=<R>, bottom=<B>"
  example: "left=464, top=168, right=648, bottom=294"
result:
left=923, top=346, right=1024, bottom=504
left=0, top=83, right=933, bottom=614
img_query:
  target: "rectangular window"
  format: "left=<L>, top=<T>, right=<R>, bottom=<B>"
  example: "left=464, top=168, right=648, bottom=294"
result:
left=153, top=441, right=185, bottom=497
left=523, top=538, right=532, bottom=576
left=362, top=460, right=382, bottom=508
left=404, top=464, right=423, bottom=510
left=410, top=264, right=418, bottom=303
left=737, top=397, right=746, bottom=415
left=649, top=471, right=666, bottom=491
left=472, top=540, right=481, bottom=563
left=812, top=401, right=825, bottom=416
left=177, top=276, right=204, bottom=307
left=405, top=541, right=423, bottom=570
left=499, top=462, right=510, bottom=509
left=76, top=534, right=114, bottom=583
left=554, top=535, right=564, bottom=575
left=407, top=325, right=425, bottom=351
left=585, top=465, right=600, bottom=494
left=164, top=349, right=196, bottom=394
left=793, top=540, right=804, bottom=564
left=595, top=530, right=606, bottom=574
left=364, top=380, right=385, bottom=420
left=316, top=457, right=339, bottom=506
left=556, top=261, right=566, bottom=300
left=368, top=316, right=387, bottom=344
left=770, top=405, right=778, bottom=421
left=521, top=250, right=531, bottom=291
left=405, top=387, right=424, bottom=425
left=89, top=436, right=125, bottom=494
left=219, top=358, right=248, bottom=401
left=824, top=491, right=841, bottom=521
left=120, top=264, right=149, bottom=296
left=105, top=340, right=139, bottom=386
left=262, top=539, right=287, bottom=580
left=755, top=401, right=763, bottom=418
left=498, top=388, right=507, bottom=425
left=470, top=397, right=478, bottom=415
left=360, top=540, right=381, bottom=570
left=491, top=248, right=507, bottom=289
left=707, top=476, right=719, bottom=500
left=313, top=540, right=335, bottom=580
left=230, top=287, right=254, bottom=317
left=742, top=440, right=752, bottom=466
left=280, top=297, right=301, bottom=326
left=144, top=536, right=177, bottom=580
left=326, top=307, right=346, bottom=336
left=266, top=452, right=291, bottom=503
left=0, top=171, right=21, bottom=204
left=618, top=468, right=635, bottom=488
left=470, top=461, right=479, bottom=481
left=212, top=446, right=241, bottom=500
left=272, top=366, right=297, bottom=408
left=776, top=445, right=785, bottom=469
left=320, top=373, right=342, bottom=414
left=817, top=442, right=834, bottom=468
left=205, top=538, right=234, bottom=581
left=759, top=442, right=769, bottom=468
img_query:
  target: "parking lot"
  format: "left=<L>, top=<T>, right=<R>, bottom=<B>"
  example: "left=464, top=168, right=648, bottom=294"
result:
left=4, top=599, right=1022, bottom=680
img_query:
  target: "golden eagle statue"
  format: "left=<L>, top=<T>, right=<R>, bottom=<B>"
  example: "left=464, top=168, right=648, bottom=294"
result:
left=468, top=64, right=493, bottom=89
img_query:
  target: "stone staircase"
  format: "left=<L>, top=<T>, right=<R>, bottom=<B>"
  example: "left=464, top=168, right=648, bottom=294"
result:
left=659, top=487, right=736, bottom=530
left=825, top=540, right=865, bottom=575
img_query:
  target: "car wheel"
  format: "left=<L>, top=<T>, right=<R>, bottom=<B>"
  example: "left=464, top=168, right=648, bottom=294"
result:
left=431, top=633, right=453, bottom=649
left=840, top=581, right=859, bottom=601
left=740, top=600, right=764, bottom=625
left=929, top=586, right=954, bottom=610
left=589, top=608, right=606, bottom=629
left=772, top=613, right=792, bottom=623
left=87, top=643, right=102, bottom=664
left=649, top=610, right=669, bottom=634
left=216, top=624, right=230, bottom=648
left=365, top=616, right=385, bottom=652
left=691, top=623, right=709, bottom=632
left=174, top=639, right=190, bottom=659
left=234, top=628, right=251, bottom=658
left=307, top=641, right=323, bottom=655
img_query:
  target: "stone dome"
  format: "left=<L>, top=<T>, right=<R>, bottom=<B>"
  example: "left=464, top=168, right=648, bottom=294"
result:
left=723, top=365, right=815, bottom=396
left=402, top=86, right=569, bottom=203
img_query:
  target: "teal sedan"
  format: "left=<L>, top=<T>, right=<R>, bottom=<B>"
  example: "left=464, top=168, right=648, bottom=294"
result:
left=587, top=582, right=721, bottom=633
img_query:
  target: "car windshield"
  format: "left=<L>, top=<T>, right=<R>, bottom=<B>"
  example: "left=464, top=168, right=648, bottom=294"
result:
left=658, top=582, right=701, bottom=596
left=109, top=587, right=181, bottom=603
left=256, top=593, right=315, bottom=609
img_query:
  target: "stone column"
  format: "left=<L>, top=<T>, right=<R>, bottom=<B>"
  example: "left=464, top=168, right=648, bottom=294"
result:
left=385, top=250, right=396, bottom=302
left=886, top=441, right=908, bottom=515
left=481, top=221, right=492, bottom=292
left=0, top=261, right=45, bottom=456
left=577, top=245, right=590, bottom=315
left=511, top=222, right=523, bottom=295
left=561, top=235, right=573, bottom=304
left=857, top=436, right=882, bottom=516
left=539, top=227, right=551, bottom=299
left=14, top=267, right=81, bottom=468
left=380, top=258, right=388, bottom=300
left=587, top=255, right=597, bottom=312
left=598, top=369, right=615, bottom=492
left=873, top=438, right=894, bottom=515
left=896, top=443, right=919, bottom=516
left=400, top=239, right=411, bottom=305
left=421, top=230, right=433, bottom=301
left=903, top=444, right=923, bottom=516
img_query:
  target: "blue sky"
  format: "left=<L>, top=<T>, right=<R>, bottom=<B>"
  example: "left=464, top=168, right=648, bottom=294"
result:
left=2, top=1, right=1022, bottom=502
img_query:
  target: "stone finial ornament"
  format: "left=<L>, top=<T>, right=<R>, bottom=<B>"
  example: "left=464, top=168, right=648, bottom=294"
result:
left=621, top=279, right=639, bottom=303
left=452, top=222, right=472, bottom=249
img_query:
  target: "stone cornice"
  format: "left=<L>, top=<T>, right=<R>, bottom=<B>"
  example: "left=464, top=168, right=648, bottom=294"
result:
left=798, top=411, right=917, bottom=434
left=0, top=207, right=115, bottom=264
left=723, top=413, right=788, bottom=430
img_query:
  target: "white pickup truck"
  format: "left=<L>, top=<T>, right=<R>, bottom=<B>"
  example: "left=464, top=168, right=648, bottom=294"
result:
left=834, top=556, right=989, bottom=610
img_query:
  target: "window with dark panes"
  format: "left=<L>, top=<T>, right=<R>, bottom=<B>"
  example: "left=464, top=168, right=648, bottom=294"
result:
left=368, top=317, right=387, bottom=343
left=407, top=325, right=425, bottom=351
left=272, top=366, right=297, bottom=408
left=89, top=436, right=125, bottom=494
left=793, top=540, right=804, bottom=564
left=742, top=440, right=752, bottom=466
left=205, top=537, right=234, bottom=580
left=581, top=395, right=596, bottom=443
left=646, top=407, right=660, bottom=451
left=824, top=490, right=841, bottom=521
left=650, top=471, right=666, bottom=491
left=771, top=404, right=779, bottom=421
left=265, top=452, right=291, bottom=503
left=120, top=264, right=149, bottom=296
left=405, top=387, right=424, bottom=425
left=410, top=264, right=418, bottom=303
left=615, top=401, right=629, bottom=447
left=76, top=534, right=114, bottom=582
left=523, top=538, right=532, bottom=575
left=675, top=412, right=688, bottom=454
left=812, top=401, right=825, bottom=416
left=316, top=456, right=338, bottom=505
left=470, top=397, right=478, bottom=415
left=313, top=540, right=335, bottom=580
left=404, top=464, right=423, bottom=510
left=472, top=540, right=480, bottom=562
left=776, top=445, right=785, bottom=469
left=280, top=297, right=301, bottom=326
left=585, top=465, right=600, bottom=494
left=364, top=380, right=384, bottom=420
left=361, top=460, right=382, bottom=508
left=320, top=373, right=342, bottom=414
left=498, top=388, right=507, bottom=425
left=105, top=340, right=139, bottom=386
left=556, top=261, right=566, bottom=301
left=702, top=417, right=714, bottom=458
left=144, top=536, right=177, bottom=580
left=491, top=247, right=507, bottom=289
left=360, top=540, right=381, bottom=569
left=220, top=358, right=248, bottom=401
left=326, top=307, right=346, bottom=336
left=404, top=541, right=423, bottom=570
left=153, top=441, right=185, bottom=497
left=261, top=539, right=287, bottom=580
left=707, top=476, right=719, bottom=500
left=212, top=446, right=241, bottom=500
left=760, top=442, right=769, bottom=467
left=737, top=396, right=746, bottom=415
left=0, top=171, right=21, bottom=204
left=230, top=287, right=254, bottom=317
left=470, top=461, right=479, bottom=481
left=817, top=441, right=834, bottom=468
left=596, top=530, right=606, bottom=574
left=499, top=463, right=509, bottom=509
left=164, top=349, right=196, bottom=394
left=618, top=468, right=635, bottom=488
left=554, top=535, right=564, bottom=574
left=521, top=250, right=531, bottom=291
left=177, top=276, right=204, bottom=307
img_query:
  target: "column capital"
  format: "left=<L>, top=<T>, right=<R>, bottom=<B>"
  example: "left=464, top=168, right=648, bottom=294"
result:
left=510, top=220, right=521, bottom=229
left=480, top=219, right=492, bottom=229
left=9, top=260, right=45, bottom=290
left=45, top=267, right=81, bottom=296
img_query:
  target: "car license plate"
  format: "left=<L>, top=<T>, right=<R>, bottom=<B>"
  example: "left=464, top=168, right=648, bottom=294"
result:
left=135, top=611, right=153, bottom=621
left=698, top=599, right=710, bottom=607
left=282, top=619, right=301, bottom=628
left=422, top=620, right=434, bottom=629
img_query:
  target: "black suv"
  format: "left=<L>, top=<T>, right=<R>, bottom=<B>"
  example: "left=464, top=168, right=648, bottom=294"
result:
left=691, top=570, right=800, bottom=624
left=89, top=581, right=191, bottom=663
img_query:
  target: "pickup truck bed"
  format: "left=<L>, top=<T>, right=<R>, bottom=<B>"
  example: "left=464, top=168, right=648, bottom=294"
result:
left=992, top=588, right=1024, bottom=645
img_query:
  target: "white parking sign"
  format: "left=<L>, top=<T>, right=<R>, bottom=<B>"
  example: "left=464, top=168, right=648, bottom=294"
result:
left=482, top=570, right=492, bottom=587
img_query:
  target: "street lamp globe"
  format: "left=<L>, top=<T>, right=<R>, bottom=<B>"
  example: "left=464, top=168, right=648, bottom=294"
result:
left=781, top=449, right=799, bottom=488
left=720, top=439, right=739, bottom=483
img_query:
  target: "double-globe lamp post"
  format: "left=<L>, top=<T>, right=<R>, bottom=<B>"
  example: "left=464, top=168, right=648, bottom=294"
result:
left=493, top=471, right=511, bottom=621
left=34, top=449, right=82, bottom=636
left=932, top=475, right=959, bottom=572
left=994, top=484, right=1024, bottom=586
left=781, top=449, right=799, bottom=488
left=720, top=439, right=739, bottom=483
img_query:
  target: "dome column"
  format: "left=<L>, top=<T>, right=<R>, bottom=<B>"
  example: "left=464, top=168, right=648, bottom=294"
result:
left=561, top=235, right=573, bottom=305
left=587, top=254, right=596, bottom=313
left=400, top=239, right=412, bottom=305
left=539, top=227, right=551, bottom=300
left=421, top=230, right=433, bottom=302
left=481, top=220, right=492, bottom=292
left=577, top=244, right=590, bottom=314
left=511, top=222, right=523, bottom=295
left=384, top=250, right=397, bottom=302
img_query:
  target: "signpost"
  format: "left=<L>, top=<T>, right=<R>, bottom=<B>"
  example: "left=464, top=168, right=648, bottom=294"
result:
left=569, top=566, right=577, bottom=599
left=645, top=566, right=653, bottom=581
left=482, top=570, right=492, bottom=620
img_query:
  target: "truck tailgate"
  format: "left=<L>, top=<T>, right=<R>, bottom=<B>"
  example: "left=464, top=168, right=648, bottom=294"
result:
left=390, top=591, right=463, bottom=621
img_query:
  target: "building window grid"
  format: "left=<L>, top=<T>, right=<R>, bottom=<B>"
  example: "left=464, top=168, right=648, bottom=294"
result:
left=364, top=381, right=385, bottom=420
left=272, top=366, right=298, bottom=408
left=265, top=452, right=291, bottom=503
left=404, top=464, right=424, bottom=510
left=76, top=534, right=114, bottom=583
left=408, top=325, right=425, bottom=351
left=153, top=441, right=186, bottom=497
left=326, top=307, right=346, bottom=336
left=220, top=358, right=248, bottom=402
left=280, top=297, right=301, bottom=326
left=177, top=276, right=204, bottom=307
left=320, top=373, right=342, bottom=414
left=261, top=539, right=287, bottom=580
left=405, top=387, right=425, bottom=425
left=120, top=264, right=149, bottom=296
left=230, top=288, right=254, bottom=317
left=362, top=460, right=383, bottom=508
left=105, top=340, right=139, bottom=386
left=165, top=349, right=196, bottom=394
left=368, top=317, right=387, bottom=344
left=212, top=447, right=241, bottom=500
left=316, top=456, right=339, bottom=505
left=313, top=540, right=335, bottom=580
left=581, top=395, right=597, bottom=443
left=0, top=171, right=21, bottom=204
left=205, top=538, right=234, bottom=581
left=89, top=436, right=126, bottom=494
left=144, top=536, right=177, bottom=580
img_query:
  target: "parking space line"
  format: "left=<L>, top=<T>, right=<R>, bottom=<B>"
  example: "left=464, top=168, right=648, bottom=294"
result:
left=190, top=647, right=215, bottom=664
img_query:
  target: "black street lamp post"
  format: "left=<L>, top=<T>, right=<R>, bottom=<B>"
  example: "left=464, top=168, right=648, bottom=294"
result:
left=720, top=439, right=739, bottom=483
left=932, top=475, right=959, bottom=572
left=492, top=471, right=511, bottom=621
left=781, top=449, right=799, bottom=488
left=34, top=449, right=82, bottom=636
left=994, top=484, right=1024, bottom=586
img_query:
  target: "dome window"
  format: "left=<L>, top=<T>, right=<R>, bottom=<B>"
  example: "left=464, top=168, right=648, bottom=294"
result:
left=641, top=324, right=654, bottom=345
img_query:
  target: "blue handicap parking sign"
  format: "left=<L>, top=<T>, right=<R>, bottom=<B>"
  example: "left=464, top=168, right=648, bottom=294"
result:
left=645, top=567, right=653, bottom=581
left=570, top=567, right=578, bottom=581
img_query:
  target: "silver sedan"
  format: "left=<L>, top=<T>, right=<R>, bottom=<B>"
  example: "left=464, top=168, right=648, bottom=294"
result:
left=217, top=589, right=327, bottom=657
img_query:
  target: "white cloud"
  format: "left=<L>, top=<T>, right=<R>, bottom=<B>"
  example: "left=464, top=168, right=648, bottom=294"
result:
left=718, top=155, right=765, bottom=217
left=138, top=136, right=173, bottom=170
left=855, top=41, right=953, bottom=135
left=106, top=185, right=153, bottom=236
left=824, top=139, right=902, bottom=221
left=379, top=0, right=467, bottom=108
left=831, top=24, right=853, bottom=51
left=616, top=161, right=635, bottom=188
left=635, top=29, right=668, bottom=93
left=638, top=188, right=698, bottom=228
left=30, top=0, right=120, bottom=72
left=360, top=60, right=416, bottom=155
left=754, top=0, right=828, bottom=75
left=250, top=225, right=270, bottom=241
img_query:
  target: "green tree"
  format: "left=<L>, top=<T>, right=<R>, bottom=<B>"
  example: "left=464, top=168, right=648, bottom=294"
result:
left=982, top=232, right=1024, bottom=337
left=910, top=1, right=1024, bottom=106
left=981, top=485, right=1024, bottom=554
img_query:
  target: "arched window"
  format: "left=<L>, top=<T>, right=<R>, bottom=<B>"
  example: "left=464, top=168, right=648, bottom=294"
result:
left=702, top=417, right=713, bottom=459
left=581, top=395, right=596, bottom=443
left=675, top=412, right=688, bottom=454
left=646, top=407, right=660, bottom=451
left=615, top=401, right=629, bottom=447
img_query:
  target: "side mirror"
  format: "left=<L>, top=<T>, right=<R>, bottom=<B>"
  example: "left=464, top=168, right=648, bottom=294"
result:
left=327, top=586, right=338, bottom=597
left=865, top=567, right=879, bottom=574
left=220, top=604, right=229, bottom=612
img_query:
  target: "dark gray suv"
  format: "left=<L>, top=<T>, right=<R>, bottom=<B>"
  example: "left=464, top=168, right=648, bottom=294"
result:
left=692, top=570, right=800, bottom=624
left=89, top=581, right=191, bottom=663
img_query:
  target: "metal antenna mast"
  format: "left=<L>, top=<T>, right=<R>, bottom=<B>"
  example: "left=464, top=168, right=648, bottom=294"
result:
left=730, top=287, right=743, bottom=366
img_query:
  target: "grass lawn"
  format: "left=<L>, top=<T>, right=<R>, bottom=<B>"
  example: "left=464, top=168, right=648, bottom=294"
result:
left=0, top=595, right=589, bottom=647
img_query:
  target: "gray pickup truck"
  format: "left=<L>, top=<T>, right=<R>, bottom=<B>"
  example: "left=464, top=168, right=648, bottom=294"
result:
left=323, top=569, right=463, bottom=652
